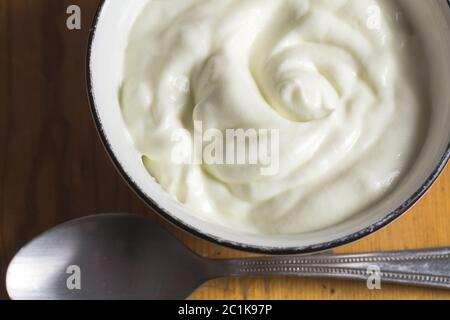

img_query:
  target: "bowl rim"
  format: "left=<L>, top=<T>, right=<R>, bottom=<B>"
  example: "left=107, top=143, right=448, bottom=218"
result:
left=86, top=0, right=450, bottom=255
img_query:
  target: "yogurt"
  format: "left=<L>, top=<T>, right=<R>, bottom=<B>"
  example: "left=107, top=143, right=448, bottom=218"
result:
left=120, top=0, right=428, bottom=234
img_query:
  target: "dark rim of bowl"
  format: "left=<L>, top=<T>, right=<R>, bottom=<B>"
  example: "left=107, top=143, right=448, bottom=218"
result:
left=86, top=0, right=450, bottom=255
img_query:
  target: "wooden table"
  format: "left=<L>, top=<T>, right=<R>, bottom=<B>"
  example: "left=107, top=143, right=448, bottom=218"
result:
left=1, top=0, right=449, bottom=300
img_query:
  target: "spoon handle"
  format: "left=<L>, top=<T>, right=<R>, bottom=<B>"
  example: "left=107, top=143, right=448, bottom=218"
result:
left=224, top=247, right=450, bottom=290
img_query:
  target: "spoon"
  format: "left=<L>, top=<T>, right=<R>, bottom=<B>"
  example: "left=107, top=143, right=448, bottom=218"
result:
left=6, top=213, right=450, bottom=300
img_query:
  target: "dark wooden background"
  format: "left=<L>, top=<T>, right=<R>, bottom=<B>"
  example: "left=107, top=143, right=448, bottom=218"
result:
left=1, top=0, right=449, bottom=300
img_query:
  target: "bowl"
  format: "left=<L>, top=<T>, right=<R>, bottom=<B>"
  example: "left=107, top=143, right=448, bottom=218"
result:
left=87, top=0, right=450, bottom=254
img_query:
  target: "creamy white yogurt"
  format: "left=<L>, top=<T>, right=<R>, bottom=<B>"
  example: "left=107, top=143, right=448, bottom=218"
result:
left=120, top=0, right=428, bottom=234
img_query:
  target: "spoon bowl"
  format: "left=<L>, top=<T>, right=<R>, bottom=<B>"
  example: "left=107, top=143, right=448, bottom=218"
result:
left=6, top=214, right=220, bottom=300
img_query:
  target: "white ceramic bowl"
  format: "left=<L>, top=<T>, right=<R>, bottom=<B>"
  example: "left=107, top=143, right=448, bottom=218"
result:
left=87, top=0, right=450, bottom=254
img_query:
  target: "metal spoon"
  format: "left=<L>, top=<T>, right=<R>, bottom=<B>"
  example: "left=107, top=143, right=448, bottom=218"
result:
left=6, top=213, right=450, bottom=300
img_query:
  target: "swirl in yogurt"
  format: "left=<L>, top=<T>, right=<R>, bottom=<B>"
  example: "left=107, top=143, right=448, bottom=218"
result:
left=120, top=0, right=428, bottom=234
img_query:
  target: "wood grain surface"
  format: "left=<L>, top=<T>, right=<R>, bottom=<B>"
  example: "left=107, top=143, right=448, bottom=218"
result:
left=0, top=0, right=449, bottom=300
